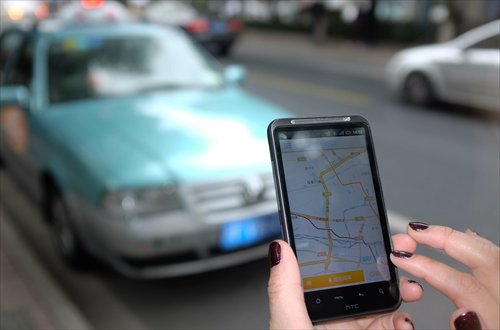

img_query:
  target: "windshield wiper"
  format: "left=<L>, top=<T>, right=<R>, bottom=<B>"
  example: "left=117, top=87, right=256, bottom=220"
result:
left=137, top=84, right=187, bottom=93
left=137, top=82, right=223, bottom=93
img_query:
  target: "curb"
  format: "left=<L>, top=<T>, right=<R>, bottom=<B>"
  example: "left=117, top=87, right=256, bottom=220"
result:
left=0, top=207, right=93, bottom=330
left=234, top=28, right=403, bottom=81
left=240, top=28, right=402, bottom=64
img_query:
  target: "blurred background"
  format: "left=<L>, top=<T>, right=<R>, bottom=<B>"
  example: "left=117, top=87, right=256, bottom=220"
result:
left=0, top=1, right=498, bottom=329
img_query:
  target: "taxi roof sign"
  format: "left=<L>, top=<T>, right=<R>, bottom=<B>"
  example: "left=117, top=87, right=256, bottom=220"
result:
left=57, top=0, right=131, bottom=25
left=81, top=0, right=105, bottom=10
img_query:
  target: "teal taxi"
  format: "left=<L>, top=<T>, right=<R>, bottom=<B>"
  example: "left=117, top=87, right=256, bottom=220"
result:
left=0, top=21, right=287, bottom=277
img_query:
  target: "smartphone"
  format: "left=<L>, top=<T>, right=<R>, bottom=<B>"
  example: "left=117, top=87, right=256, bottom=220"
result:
left=268, top=116, right=401, bottom=322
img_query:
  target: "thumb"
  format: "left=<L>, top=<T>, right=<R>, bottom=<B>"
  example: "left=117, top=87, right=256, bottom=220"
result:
left=268, top=240, right=313, bottom=330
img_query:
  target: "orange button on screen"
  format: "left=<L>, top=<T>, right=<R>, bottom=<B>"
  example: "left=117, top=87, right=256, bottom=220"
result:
left=304, top=270, right=365, bottom=290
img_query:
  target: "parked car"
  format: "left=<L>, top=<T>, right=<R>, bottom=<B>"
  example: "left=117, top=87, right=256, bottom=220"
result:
left=0, top=0, right=50, bottom=30
left=386, top=19, right=500, bottom=112
left=142, top=1, right=243, bottom=56
left=0, top=21, right=287, bottom=278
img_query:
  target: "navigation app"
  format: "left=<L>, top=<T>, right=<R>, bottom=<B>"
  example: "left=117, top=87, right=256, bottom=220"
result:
left=279, top=127, right=390, bottom=292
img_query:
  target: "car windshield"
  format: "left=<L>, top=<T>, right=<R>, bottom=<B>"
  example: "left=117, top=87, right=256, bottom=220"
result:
left=48, top=29, right=223, bottom=103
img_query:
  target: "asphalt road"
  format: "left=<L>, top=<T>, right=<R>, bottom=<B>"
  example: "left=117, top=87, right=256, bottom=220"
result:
left=1, top=32, right=499, bottom=330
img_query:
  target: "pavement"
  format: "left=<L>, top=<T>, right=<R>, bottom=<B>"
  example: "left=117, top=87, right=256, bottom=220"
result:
left=0, top=205, right=92, bottom=330
left=234, top=28, right=406, bottom=80
left=241, top=28, right=402, bottom=64
left=0, top=29, right=407, bottom=330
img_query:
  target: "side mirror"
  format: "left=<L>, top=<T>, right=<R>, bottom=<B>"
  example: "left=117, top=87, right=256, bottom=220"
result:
left=0, top=85, right=30, bottom=109
left=0, top=86, right=30, bottom=153
left=224, top=65, right=247, bottom=85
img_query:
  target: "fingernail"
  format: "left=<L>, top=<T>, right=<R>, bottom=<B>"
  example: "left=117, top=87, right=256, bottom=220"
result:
left=454, top=311, right=482, bottom=330
left=466, top=229, right=481, bottom=237
left=391, top=250, right=414, bottom=259
left=409, top=221, right=429, bottom=231
left=408, top=279, right=424, bottom=291
left=405, top=317, right=415, bottom=330
left=269, top=241, right=281, bottom=268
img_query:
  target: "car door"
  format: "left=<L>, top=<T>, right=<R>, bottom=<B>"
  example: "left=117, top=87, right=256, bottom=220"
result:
left=0, top=29, right=26, bottom=84
left=438, top=34, right=500, bottom=111
left=461, top=35, right=500, bottom=111
left=0, top=29, right=41, bottom=194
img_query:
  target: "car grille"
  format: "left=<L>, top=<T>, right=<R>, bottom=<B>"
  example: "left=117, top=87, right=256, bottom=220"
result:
left=121, top=251, right=199, bottom=268
left=183, top=172, right=276, bottom=215
left=120, top=243, right=267, bottom=270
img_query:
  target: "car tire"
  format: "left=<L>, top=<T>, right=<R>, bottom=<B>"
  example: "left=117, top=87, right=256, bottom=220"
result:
left=46, top=187, right=92, bottom=268
left=218, top=43, right=232, bottom=57
left=404, top=72, right=434, bottom=106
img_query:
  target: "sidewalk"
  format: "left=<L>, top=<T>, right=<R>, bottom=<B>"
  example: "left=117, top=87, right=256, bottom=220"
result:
left=243, top=28, right=403, bottom=63
left=235, top=28, right=406, bottom=80
left=0, top=206, right=92, bottom=330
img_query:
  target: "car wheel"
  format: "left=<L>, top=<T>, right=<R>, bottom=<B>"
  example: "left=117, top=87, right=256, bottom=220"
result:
left=218, top=43, right=232, bottom=57
left=404, top=72, right=434, bottom=106
left=47, top=189, right=91, bottom=268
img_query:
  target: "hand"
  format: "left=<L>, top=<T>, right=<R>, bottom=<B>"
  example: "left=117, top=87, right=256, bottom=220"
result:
left=267, top=240, right=422, bottom=330
left=391, top=223, right=500, bottom=330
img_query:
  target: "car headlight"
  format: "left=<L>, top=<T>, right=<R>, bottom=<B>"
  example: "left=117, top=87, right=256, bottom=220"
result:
left=102, top=186, right=183, bottom=218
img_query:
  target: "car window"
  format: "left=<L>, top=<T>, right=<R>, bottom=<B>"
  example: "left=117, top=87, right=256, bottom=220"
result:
left=47, top=29, right=224, bottom=104
left=467, top=34, right=500, bottom=50
left=0, top=30, right=27, bottom=83
left=9, top=36, right=35, bottom=87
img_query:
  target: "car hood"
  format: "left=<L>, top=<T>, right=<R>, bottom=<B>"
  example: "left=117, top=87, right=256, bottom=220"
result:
left=43, top=88, right=288, bottom=190
left=389, top=43, right=458, bottom=65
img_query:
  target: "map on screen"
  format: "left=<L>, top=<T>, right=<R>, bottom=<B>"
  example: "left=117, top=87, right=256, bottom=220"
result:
left=279, top=128, right=390, bottom=292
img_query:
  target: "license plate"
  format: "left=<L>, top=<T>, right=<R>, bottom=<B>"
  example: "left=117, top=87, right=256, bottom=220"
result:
left=211, top=21, right=227, bottom=33
left=219, top=214, right=281, bottom=251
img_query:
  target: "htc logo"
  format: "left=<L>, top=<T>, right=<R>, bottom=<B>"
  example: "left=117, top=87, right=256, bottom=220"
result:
left=345, top=304, right=360, bottom=311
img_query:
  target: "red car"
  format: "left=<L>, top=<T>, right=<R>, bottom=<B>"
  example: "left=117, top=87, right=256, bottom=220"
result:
left=143, top=1, right=243, bottom=56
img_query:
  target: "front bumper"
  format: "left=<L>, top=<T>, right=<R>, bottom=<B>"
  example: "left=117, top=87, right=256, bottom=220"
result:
left=69, top=195, right=279, bottom=278
left=111, top=243, right=269, bottom=278
left=193, top=32, right=239, bottom=49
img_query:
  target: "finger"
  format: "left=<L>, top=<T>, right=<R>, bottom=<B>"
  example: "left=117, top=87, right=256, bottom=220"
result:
left=391, top=312, right=415, bottom=330
left=407, top=223, right=499, bottom=273
left=407, top=223, right=500, bottom=295
left=392, top=233, right=417, bottom=253
left=399, top=276, right=423, bottom=303
left=450, top=309, right=484, bottom=330
left=325, top=311, right=415, bottom=330
left=361, top=311, right=415, bottom=330
left=464, top=229, right=481, bottom=238
left=390, top=252, right=497, bottom=315
left=268, top=240, right=313, bottom=330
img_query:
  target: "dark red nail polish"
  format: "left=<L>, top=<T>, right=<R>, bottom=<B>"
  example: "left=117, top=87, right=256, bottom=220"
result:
left=408, top=279, right=424, bottom=291
left=454, top=311, right=481, bottom=330
left=405, top=317, right=415, bottom=330
left=269, top=241, right=281, bottom=268
left=409, top=221, right=429, bottom=231
left=392, top=250, right=414, bottom=259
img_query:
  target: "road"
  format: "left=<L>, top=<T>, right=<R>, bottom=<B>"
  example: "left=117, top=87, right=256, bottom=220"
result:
left=1, top=31, right=499, bottom=330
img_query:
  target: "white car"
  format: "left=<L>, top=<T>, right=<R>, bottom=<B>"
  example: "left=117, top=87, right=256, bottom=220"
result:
left=386, top=19, right=500, bottom=112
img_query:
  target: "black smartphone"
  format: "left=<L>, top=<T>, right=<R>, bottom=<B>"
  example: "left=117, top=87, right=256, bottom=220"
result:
left=268, top=115, right=401, bottom=323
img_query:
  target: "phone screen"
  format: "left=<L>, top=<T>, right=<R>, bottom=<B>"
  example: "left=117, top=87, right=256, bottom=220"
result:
left=277, top=125, right=391, bottom=292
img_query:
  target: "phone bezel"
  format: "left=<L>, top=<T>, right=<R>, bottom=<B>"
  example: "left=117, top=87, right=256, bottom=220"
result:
left=268, top=116, right=401, bottom=322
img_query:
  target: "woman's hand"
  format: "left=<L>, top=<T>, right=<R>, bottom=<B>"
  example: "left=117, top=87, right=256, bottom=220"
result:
left=268, top=240, right=422, bottom=330
left=391, top=222, right=500, bottom=330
